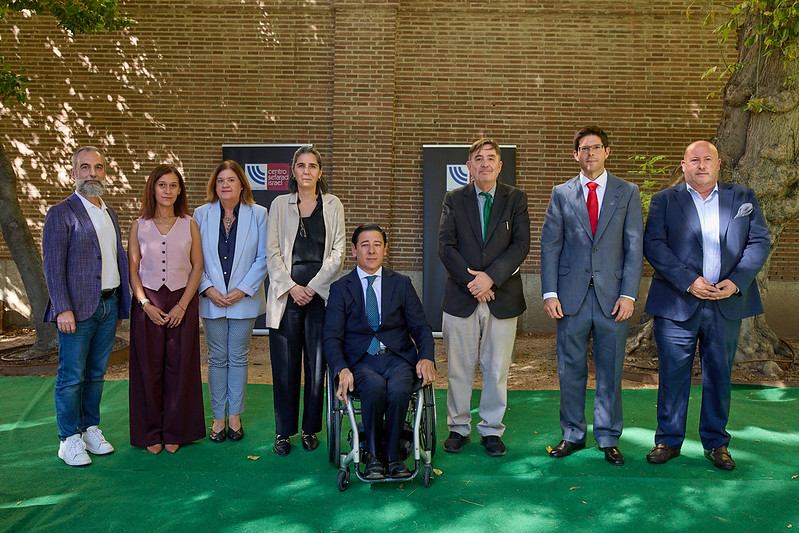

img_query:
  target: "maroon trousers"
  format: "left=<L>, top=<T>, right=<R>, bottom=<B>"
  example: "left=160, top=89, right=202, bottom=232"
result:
left=129, top=286, right=205, bottom=447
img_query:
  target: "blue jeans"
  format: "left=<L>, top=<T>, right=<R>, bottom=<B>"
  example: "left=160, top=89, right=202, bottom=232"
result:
left=55, top=294, right=119, bottom=440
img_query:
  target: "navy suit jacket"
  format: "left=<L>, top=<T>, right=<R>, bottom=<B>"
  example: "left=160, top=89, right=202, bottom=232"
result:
left=644, top=182, right=770, bottom=322
left=42, top=193, right=131, bottom=322
left=323, top=268, right=435, bottom=377
left=438, top=181, right=530, bottom=319
left=540, top=173, right=643, bottom=317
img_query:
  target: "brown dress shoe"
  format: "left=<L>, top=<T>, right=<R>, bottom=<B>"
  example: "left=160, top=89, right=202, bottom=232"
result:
left=646, top=443, right=680, bottom=464
left=704, top=446, right=735, bottom=470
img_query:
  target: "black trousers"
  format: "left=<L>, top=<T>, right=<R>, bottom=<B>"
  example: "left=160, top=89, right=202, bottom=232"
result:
left=351, top=353, right=415, bottom=462
left=269, top=295, right=326, bottom=436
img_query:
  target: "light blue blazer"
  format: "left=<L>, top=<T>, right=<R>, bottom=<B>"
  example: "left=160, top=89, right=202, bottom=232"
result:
left=194, top=201, right=268, bottom=319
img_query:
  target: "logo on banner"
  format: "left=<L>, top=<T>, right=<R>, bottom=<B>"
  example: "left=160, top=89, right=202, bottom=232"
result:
left=446, top=164, right=470, bottom=191
left=245, top=163, right=290, bottom=191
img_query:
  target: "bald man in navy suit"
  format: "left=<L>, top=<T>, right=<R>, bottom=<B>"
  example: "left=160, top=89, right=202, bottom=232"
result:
left=643, top=140, right=769, bottom=470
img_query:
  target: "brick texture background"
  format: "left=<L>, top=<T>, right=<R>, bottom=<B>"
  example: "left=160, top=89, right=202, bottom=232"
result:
left=1, top=0, right=797, bottom=286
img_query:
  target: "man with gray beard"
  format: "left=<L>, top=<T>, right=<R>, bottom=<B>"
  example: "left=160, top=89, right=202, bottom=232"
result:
left=42, top=146, right=130, bottom=466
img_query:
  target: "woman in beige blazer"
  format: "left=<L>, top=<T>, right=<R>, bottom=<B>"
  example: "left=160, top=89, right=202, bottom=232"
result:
left=265, top=145, right=346, bottom=456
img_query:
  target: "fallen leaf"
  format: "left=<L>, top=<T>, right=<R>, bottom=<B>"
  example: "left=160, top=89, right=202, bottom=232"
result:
left=581, top=500, right=587, bottom=504
left=247, top=455, right=260, bottom=460
left=792, top=475, right=798, bottom=479
left=434, top=468, right=443, bottom=475
left=546, top=446, right=553, bottom=453
left=569, top=487, right=579, bottom=491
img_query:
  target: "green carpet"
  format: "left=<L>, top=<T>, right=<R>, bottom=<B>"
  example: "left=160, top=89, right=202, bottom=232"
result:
left=0, top=377, right=797, bottom=532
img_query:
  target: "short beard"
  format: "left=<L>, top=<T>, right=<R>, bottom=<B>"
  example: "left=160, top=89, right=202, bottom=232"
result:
left=77, top=180, right=105, bottom=197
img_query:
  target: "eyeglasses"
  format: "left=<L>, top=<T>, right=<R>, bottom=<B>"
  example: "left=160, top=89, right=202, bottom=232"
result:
left=577, top=144, right=605, bottom=154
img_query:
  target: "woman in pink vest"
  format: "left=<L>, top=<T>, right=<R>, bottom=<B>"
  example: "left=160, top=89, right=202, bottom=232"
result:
left=128, top=164, right=205, bottom=454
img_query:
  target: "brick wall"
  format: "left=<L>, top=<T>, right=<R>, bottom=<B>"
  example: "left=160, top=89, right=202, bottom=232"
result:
left=1, top=0, right=797, bottom=285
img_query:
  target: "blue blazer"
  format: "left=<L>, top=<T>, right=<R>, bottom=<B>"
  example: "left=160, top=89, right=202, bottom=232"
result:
left=540, top=173, right=643, bottom=317
left=194, top=201, right=268, bottom=319
left=644, top=182, right=770, bottom=322
left=323, top=268, right=435, bottom=376
left=42, top=193, right=130, bottom=322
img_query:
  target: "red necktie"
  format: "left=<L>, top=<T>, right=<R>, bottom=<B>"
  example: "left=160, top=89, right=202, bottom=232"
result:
left=586, top=181, right=598, bottom=236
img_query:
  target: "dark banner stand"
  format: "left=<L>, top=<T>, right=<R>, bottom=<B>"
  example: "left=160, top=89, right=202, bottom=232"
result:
left=421, top=145, right=516, bottom=332
left=221, top=144, right=306, bottom=332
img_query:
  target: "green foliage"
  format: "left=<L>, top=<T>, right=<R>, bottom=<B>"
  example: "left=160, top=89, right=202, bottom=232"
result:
left=628, top=155, right=671, bottom=218
left=690, top=0, right=799, bottom=107
left=0, top=0, right=130, bottom=105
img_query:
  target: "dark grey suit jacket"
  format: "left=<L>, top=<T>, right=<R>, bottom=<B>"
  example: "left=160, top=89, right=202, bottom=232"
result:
left=438, top=181, right=530, bottom=319
left=540, top=173, right=643, bottom=317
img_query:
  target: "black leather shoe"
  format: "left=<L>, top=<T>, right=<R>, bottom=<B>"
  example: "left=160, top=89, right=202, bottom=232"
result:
left=387, top=460, right=412, bottom=478
left=600, top=446, right=624, bottom=465
left=704, top=446, right=735, bottom=470
left=273, top=435, right=290, bottom=456
left=549, top=440, right=585, bottom=458
left=209, top=426, right=227, bottom=443
left=646, top=443, right=680, bottom=464
left=301, top=432, right=318, bottom=451
left=364, top=456, right=385, bottom=480
left=227, top=425, right=244, bottom=441
left=480, top=435, right=507, bottom=457
left=444, top=431, right=470, bottom=453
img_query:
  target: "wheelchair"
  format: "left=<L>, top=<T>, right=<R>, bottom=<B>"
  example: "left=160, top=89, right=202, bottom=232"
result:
left=325, top=370, right=437, bottom=491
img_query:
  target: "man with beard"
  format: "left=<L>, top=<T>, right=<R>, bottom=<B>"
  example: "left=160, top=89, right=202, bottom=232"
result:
left=43, top=146, right=131, bottom=466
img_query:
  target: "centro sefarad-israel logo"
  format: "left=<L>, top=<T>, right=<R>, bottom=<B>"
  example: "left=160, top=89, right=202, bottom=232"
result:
left=446, top=164, right=470, bottom=191
left=245, top=163, right=290, bottom=191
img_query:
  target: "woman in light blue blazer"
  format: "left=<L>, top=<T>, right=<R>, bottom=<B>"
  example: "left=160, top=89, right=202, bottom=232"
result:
left=194, top=160, right=268, bottom=443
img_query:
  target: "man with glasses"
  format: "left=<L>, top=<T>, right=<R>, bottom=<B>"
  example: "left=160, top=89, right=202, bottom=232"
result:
left=540, top=126, right=643, bottom=465
left=43, top=146, right=130, bottom=466
left=643, top=140, right=768, bottom=470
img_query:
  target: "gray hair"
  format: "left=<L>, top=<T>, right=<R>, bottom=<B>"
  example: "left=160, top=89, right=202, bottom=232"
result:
left=72, top=146, right=104, bottom=169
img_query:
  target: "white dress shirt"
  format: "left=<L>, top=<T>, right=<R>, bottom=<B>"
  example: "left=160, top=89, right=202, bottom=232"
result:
left=75, top=192, right=120, bottom=290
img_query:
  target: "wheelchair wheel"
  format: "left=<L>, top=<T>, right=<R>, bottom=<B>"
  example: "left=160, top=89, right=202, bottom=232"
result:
left=421, top=389, right=437, bottom=456
left=326, top=372, right=339, bottom=464
left=337, top=468, right=350, bottom=492
left=331, top=409, right=341, bottom=468
left=423, top=465, right=433, bottom=488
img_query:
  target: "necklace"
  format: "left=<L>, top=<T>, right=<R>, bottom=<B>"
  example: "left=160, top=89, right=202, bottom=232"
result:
left=224, top=214, right=235, bottom=237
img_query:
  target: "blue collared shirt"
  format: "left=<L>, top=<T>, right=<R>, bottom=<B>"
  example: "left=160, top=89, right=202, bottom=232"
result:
left=686, top=182, right=721, bottom=285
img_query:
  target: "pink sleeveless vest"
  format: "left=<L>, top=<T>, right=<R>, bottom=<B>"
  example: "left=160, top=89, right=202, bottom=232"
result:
left=137, top=216, right=192, bottom=291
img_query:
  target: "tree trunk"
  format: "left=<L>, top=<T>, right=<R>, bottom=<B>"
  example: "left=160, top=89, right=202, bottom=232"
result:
left=628, top=12, right=798, bottom=376
left=0, top=140, right=57, bottom=357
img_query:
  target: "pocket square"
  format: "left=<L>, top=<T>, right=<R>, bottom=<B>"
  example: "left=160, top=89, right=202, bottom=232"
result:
left=734, top=203, right=753, bottom=219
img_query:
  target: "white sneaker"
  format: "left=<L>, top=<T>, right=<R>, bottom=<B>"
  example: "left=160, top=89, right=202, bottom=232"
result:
left=81, top=426, right=115, bottom=455
left=58, top=434, right=92, bottom=466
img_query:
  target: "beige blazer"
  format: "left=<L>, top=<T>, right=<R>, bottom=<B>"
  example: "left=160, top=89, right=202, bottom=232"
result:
left=265, top=192, right=346, bottom=328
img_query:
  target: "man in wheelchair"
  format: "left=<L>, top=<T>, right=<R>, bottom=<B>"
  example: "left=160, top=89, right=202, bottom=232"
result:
left=323, top=224, right=435, bottom=479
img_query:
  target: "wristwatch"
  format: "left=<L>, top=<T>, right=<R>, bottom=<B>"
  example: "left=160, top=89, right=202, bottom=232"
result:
left=138, top=298, right=151, bottom=309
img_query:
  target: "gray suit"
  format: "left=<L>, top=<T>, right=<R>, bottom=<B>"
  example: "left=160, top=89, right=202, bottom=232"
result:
left=540, top=173, right=643, bottom=447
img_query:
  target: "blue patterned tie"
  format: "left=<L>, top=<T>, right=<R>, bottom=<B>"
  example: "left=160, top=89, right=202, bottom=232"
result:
left=366, top=275, right=381, bottom=355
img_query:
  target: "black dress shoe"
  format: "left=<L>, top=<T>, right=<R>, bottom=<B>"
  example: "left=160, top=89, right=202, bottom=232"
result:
left=704, top=446, right=735, bottom=470
left=600, top=446, right=624, bottom=465
left=209, top=426, right=227, bottom=443
left=273, top=435, right=290, bottom=456
left=364, top=456, right=385, bottom=480
left=227, top=425, right=244, bottom=441
left=301, top=432, right=319, bottom=451
left=387, top=460, right=412, bottom=478
left=549, top=440, right=585, bottom=458
left=480, top=435, right=507, bottom=457
left=646, top=443, right=680, bottom=464
left=444, top=431, right=470, bottom=453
